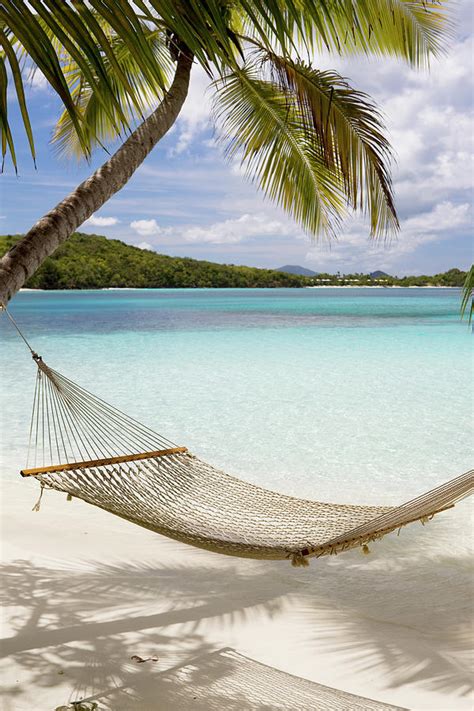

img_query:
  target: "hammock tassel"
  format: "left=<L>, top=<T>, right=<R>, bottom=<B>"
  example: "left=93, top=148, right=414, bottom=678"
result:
left=290, top=551, right=310, bottom=567
left=67, top=493, right=73, bottom=501
left=362, top=544, right=370, bottom=555
left=32, top=483, right=45, bottom=512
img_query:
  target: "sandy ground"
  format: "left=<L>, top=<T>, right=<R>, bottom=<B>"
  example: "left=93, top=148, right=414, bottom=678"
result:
left=0, top=476, right=473, bottom=711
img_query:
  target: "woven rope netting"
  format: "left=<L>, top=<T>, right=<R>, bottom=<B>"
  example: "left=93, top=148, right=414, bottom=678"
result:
left=20, top=355, right=473, bottom=566
left=151, top=648, right=408, bottom=710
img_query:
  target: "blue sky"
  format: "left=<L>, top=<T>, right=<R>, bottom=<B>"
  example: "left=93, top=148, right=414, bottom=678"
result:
left=1, top=2, right=472, bottom=275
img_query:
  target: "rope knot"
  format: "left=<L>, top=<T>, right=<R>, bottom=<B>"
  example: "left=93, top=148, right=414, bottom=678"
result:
left=289, top=550, right=310, bottom=567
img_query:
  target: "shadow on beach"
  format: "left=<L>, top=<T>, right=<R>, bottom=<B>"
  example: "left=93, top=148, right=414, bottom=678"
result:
left=0, top=535, right=472, bottom=709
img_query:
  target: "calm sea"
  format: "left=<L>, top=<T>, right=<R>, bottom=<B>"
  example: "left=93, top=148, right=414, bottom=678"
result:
left=1, top=288, right=472, bottom=526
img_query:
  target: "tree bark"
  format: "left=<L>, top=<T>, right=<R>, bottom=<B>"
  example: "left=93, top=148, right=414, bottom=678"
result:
left=0, top=49, right=193, bottom=305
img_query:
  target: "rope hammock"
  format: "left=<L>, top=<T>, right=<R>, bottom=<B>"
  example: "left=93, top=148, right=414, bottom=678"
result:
left=4, top=307, right=473, bottom=566
left=151, top=648, right=408, bottom=710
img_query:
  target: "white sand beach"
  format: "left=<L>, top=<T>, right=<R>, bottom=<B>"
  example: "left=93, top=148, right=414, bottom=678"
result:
left=1, top=473, right=472, bottom=711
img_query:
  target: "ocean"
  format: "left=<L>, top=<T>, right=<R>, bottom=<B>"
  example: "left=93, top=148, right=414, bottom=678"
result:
left=1, top=288, right=472, bottom=516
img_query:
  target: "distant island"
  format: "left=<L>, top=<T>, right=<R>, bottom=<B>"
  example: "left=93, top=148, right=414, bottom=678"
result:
left=0, top=233, right=467, bottom=290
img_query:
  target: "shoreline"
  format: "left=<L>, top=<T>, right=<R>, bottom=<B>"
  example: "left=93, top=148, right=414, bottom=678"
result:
left=18, top=285, right=461, bottom=292
left=305, top=284, right=459, bottom=289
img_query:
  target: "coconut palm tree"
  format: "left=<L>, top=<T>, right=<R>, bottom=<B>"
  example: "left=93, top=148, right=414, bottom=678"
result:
left=0, top=1, right=450, bottom=305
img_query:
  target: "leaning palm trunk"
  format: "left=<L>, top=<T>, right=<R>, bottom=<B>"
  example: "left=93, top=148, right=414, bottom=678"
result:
left=0, top=50, right=193, bottom=306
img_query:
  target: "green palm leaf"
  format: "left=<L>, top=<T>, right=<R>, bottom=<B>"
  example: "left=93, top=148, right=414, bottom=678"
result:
left=0, top=1, right=452, bottom=167
left=461, top=265, right=473, bottom=324
left=213, top=57, right=399, bottom=239
left=52, top=27, right=173, bottom=159
left=213, top=66, right=348, bottom=238
left=0, top=29, right=35, bottom=171
left=0, top=51, right=17, bottom=172
left=262, top=52, right=398, bottom=238
left=238, top=1, right=451, bottom=66
left=144, top=0, right=243, bottom=72
left=0, top=1, right=173, bottom=162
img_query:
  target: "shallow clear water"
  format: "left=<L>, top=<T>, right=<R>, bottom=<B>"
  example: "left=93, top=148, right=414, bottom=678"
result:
left=0, top=288, right=472, bottom=509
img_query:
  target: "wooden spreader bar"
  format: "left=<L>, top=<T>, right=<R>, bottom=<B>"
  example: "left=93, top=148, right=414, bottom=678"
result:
left=20, top=447, right=188, bottom=477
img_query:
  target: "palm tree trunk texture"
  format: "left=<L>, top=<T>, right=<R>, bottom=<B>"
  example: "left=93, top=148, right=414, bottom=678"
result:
left=0, top=50, right=193, bottom=305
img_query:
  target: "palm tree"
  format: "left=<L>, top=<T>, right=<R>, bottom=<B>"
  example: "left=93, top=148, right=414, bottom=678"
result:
left=0, top=1, right=450, bottom=305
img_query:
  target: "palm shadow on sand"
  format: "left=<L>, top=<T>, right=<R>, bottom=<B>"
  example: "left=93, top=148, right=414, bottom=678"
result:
left=0, top=531, right=472, bottom=709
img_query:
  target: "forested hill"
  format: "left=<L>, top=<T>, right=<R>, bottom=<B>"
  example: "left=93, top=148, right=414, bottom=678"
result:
left=0, top=233, right=311, bottom=289
left=0, top=233, right=467, bottom=289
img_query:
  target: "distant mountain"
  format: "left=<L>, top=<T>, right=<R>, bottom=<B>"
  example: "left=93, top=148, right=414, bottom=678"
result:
left=277, top=264, right=317, bottom=277
left=369, top=270, right=390, bottom=278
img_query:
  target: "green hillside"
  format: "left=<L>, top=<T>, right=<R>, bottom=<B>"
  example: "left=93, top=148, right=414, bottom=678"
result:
left=0, top=233, right=311, bottom=289
left=0, top=233, right=467, bottom=289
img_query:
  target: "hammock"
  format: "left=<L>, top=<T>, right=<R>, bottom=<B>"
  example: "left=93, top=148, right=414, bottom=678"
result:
left=150, top=648, right=408, bottom=710
left=17, top=349, right=473, bottom=567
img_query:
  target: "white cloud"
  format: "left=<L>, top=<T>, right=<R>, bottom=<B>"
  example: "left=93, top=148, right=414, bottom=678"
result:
left=130, top=218, right=167, bottom=236
left=169, top=66, right=213, bottom=155
left=28, top=68, right=48, bottom=91
left=136, top=241, right=154, bottom=251
left=183, top=213, right=300, bottom=244
left=305, top=202, right=471, bottom=273
left=321, top=32, right=474, bottom=223
left=128, top=212, right=301, bottom=246
left=84, top=215, right=119, bottom=227
left=402, top=201, right=470, bottom=236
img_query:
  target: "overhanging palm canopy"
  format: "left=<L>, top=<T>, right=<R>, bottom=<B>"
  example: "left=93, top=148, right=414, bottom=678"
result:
left=1, top=1, right=451, bottom=241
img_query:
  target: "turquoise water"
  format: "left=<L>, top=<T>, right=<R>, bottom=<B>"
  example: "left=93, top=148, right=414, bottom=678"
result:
left=0, top=288, right=472, bottom=509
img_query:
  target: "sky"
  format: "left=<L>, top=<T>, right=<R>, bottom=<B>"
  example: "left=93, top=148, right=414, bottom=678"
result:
left=1, top=2, right=473, bottom=276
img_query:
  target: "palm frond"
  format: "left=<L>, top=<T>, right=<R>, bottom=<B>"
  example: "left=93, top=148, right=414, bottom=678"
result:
left=213, top=66, right=349, bottom=239
left=144, top=0, right=243, bottom=72
left=0, top=29, right=35, bottom=171
left=1, top=0, right=90, bottom=157
left=86, top=0, right=173, bottom=89
left=461, top=265, right=473, bottom=324
left=52, top=28, right=173, bottom=159
left=238, top=0, right=452, bottom=66
left=262, top=52, right=398, bottom=238
left=326, top=0, right=452, bottom=65
left=0, top=0, right=452, bottom=170
left=0, top=50, right=17, bottom=172
left=0, top=1, right=173, bottom=163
